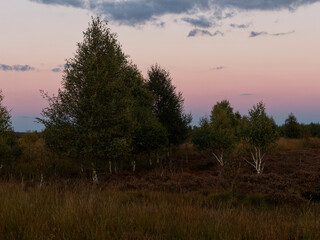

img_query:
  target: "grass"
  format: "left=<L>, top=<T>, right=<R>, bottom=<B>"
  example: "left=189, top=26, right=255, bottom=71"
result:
left=276, top=137, right=320, bottom=150
left=0, top=181, right=319, bottom=240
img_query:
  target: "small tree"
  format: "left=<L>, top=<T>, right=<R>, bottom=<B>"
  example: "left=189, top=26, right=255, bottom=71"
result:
left=192, top=100, right=238, bottom=166
left=244, top=102, right=278, bottom=174
left=283, top=113, right=301, bottom=138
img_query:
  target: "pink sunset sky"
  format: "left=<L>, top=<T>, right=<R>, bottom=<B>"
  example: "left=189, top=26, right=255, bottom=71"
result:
left=1, top=0, right=320, bottom=131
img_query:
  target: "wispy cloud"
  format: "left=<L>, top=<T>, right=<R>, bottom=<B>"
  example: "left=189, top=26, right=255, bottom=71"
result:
left=249, top=30, right=295, bottom=37
left=272, top=31, right=295, bottom=36
left=51, top=64, right=67, bottom=72
left=30, top=0, right=84, bottom=8
left=52, top=67, right=62, bottom=73
left=211, top=66, right=225, bottom=70
left=188, top=29, right=224, bottom=37
left=0, top=64, right=35, bottom=72
left=182, top=16, right=214, bottom=28
left=230, top=23, right=251, bottom=29
left=29, top=0, right=320, bottom=26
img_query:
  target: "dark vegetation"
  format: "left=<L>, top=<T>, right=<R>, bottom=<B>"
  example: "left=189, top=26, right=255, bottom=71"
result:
left=1, top=18, right=320, bottom=239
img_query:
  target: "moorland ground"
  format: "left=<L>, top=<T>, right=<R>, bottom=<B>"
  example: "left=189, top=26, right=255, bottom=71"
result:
left=0, top=138, right=320, bottom=239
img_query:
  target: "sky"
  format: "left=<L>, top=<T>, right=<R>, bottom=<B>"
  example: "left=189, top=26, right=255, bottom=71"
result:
left=1, top=0, right=320, bottom=132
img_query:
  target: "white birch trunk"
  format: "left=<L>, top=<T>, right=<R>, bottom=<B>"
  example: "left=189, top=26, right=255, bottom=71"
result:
left=245, top=146, right=265, bottom=174
left=212, top=151, right=225, bottom=167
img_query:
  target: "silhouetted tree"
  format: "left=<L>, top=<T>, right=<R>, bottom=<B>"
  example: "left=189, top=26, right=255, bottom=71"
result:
left=147, top=64, right=191, bottom=147
left=283, top=113, right=301, bottom=138
left=38, top=18, right=164, bottom=173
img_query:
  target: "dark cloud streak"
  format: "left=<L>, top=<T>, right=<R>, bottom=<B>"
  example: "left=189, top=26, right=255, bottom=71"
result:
left=230, top=23, right=251, bottom=29
left=249, top=30, right=295, bottom=37
left=188, top=29, right=224, bottom=37
left=0, top=64, right=35, bottom=72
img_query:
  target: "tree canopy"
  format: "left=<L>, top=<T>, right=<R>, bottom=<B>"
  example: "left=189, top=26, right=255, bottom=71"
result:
left=38, top=18, right=165, bottom=168
left=147, top=64, right=191, bottom=146
left=192, top=100, right=239, bottom=166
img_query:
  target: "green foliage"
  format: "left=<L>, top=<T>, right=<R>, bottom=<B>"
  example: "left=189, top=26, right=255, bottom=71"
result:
left=0, top=90, right=12, bottom=133
left=192, top=100, right=239, bottom=165
left=192, top=117, right=212, bottom=150
left=209, top=100, right=239, bottom=151
left=147, top=64, right=191, bottom=146
left=245, top=102, right=278, bottom=149
left=303, top=123, right=320, bottom=138
left=38, top=18, right=165, bottom=167
left=20, top=132, right=39, bottom=146
left=283, top=113, right=301, bottom=138
left=0, top=91, right=21, bottom=164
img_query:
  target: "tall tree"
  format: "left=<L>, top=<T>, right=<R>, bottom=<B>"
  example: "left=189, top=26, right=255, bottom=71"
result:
left=244, top=102, right=278, bottom=174
left=38, top=18, right=157, bottom=172
left=147, top=64, right=191, bottom=147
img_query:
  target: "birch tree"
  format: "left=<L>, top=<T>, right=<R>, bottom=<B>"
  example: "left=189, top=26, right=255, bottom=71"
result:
left=192, top=100, right=239, bottom=166
left=244, top=102, right=278, bottom=174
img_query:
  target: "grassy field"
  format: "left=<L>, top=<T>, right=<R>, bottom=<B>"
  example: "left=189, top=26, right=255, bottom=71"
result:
left=0, top=182, right=319, bottom=240
left=1, top=138, right=320, bottom=239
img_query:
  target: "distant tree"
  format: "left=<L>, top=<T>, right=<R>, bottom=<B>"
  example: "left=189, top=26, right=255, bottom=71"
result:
left=192, top=100, right=238, bottom=166
left=307, top=123, right=320, bottom=138
left=38, top=18, right=161, bottom=173
left=244, top=102, right=278, bottom=174
left=146, top=64, right=191, bottom=148
left=283, top=113, right=301, bottom=138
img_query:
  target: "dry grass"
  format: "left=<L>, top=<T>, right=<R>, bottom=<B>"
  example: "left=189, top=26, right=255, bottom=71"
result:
left=0, top=181, right=319, bottom=240
left=276, top=137, right=320, bottom=150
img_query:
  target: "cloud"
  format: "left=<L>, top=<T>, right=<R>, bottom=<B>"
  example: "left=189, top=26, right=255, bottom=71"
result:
left=52, top=67, right=62, bottom=72
left=240, top=93, right=254, bottom=96
left=30, top=0, right=85, bottom=8
left=0, top=64, right=35, bottom=72
left=249, top=30, right=295, bottom=37
left=215, top=0, right=320, bottom=11
left=272, top=30, right=295, bottom=36
left=182, top=16, right=214, bottom=28
left=249, top=31, right=268, bottom=37
left=29, top=0, right=320, bottom=26
left=230, top=23, right=251, bottom=29
left=94, top=0, right=210, bottom=26
left=211, top=66, right=225, bottom=70
left=188, top=29, right=224, bottom=37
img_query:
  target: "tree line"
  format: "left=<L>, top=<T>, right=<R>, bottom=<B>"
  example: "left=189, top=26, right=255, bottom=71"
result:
left=0, top=17, right=319, bottom=178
